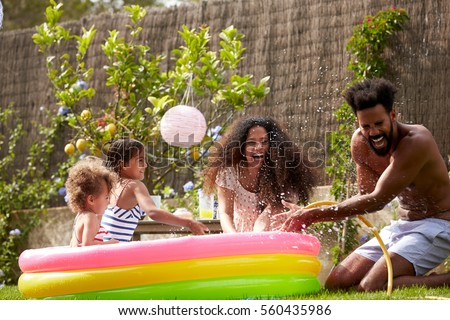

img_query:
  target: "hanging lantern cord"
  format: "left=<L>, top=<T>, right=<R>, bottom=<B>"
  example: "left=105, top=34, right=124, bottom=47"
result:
left=180, top=73, right=195, bottom=107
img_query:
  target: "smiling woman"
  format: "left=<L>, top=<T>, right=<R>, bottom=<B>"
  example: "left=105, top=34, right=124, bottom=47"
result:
left=202, top=116, right=317, bottom=233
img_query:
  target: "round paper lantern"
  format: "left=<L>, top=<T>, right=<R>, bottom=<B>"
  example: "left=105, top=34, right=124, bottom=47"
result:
left=160, top=105, right=207, bottom=148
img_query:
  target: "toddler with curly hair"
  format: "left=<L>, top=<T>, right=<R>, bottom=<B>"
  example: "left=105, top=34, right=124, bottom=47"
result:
left=65, top=157, right=119, bottom=247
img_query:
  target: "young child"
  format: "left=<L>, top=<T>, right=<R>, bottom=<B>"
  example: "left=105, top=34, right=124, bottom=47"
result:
left=101, top=138, right=208, bottom=242
left=66, top=157, right=119, bottom=247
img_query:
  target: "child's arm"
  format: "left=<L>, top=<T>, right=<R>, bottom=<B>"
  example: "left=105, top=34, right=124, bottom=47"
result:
left=100, top=238, right=120, bottom=245
left=133, top=181, right=209, bottom=235
left=81, top=214, right=119, bottom=246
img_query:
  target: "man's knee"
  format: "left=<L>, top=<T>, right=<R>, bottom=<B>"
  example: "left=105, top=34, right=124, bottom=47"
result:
left=358, top=276, right=385, bottom=292
left=325, top=266, right=356, bottom=290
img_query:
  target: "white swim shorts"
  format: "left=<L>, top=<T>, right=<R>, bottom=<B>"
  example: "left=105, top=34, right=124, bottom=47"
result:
left=354, top=218, right=450, bottom=276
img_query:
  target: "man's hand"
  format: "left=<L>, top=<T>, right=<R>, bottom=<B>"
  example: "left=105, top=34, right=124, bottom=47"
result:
left=267, top=200, right=297, bottom=230
left=277, top=200, right=312, bottom=232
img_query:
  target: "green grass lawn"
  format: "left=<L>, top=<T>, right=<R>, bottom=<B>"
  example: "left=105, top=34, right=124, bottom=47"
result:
left=2, top=285, right=449, bottom=300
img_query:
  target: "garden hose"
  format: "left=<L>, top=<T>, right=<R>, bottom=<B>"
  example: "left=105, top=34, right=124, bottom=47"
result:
left=304, top=201, right=393, bottom=296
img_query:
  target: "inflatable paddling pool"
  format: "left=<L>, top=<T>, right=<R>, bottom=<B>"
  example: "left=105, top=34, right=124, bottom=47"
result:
left=18, top=232, right=321, bottom=299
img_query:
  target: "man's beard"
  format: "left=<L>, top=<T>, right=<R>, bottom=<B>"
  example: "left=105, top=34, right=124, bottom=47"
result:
left=364, top=121, right=394, bottom=157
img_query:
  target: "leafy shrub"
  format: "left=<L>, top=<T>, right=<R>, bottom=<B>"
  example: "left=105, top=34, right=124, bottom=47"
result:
left=325, top=7, right=409, bottom=263
left=0, top=105, right=69, bottom=284
left=33, top=1, right=270, bottom=202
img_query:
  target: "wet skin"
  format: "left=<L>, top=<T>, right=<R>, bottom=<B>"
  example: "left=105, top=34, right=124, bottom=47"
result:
left=280, top=104, right=450, bottom=291
left=352, top=104, right=450, bottom=221
left=281, top=104, right=450, bottom=231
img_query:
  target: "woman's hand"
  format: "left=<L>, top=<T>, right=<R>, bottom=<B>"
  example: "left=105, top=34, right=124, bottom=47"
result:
left=253, top=212, right=270, bottom=232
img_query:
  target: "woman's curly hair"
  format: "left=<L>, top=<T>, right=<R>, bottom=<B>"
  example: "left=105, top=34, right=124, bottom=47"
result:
left=65, top=157, right=116, bottom=213
left=202, top=116, right=317, bottom=212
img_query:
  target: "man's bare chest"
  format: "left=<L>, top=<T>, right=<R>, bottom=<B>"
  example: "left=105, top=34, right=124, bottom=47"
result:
left=364, top=155, right=391, bottom=176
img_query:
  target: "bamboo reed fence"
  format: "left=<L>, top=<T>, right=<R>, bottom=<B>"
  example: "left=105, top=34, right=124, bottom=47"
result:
left=0, top=0, right=449, bottom=188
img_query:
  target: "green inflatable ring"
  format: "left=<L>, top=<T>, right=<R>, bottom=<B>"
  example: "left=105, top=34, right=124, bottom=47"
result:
left=48, top=274, right=321, bottom=300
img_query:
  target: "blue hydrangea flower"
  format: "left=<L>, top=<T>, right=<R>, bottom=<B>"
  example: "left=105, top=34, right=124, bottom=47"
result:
left=183, top=181, right=194, bottom=192
left=9, top=228, right=21, bottom=236
left=58, top=187, right=66, bottom=196
left=207, top=125, right=222, bottom=141
left=0, top=269, right=4, bottom=277
left=57, top=106, right=70, bottom=116
left=76, top=80, right=88, bottom=90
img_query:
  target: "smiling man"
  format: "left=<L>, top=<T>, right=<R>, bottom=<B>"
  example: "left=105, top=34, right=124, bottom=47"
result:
left=281, top=78, right=450, bottom=291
